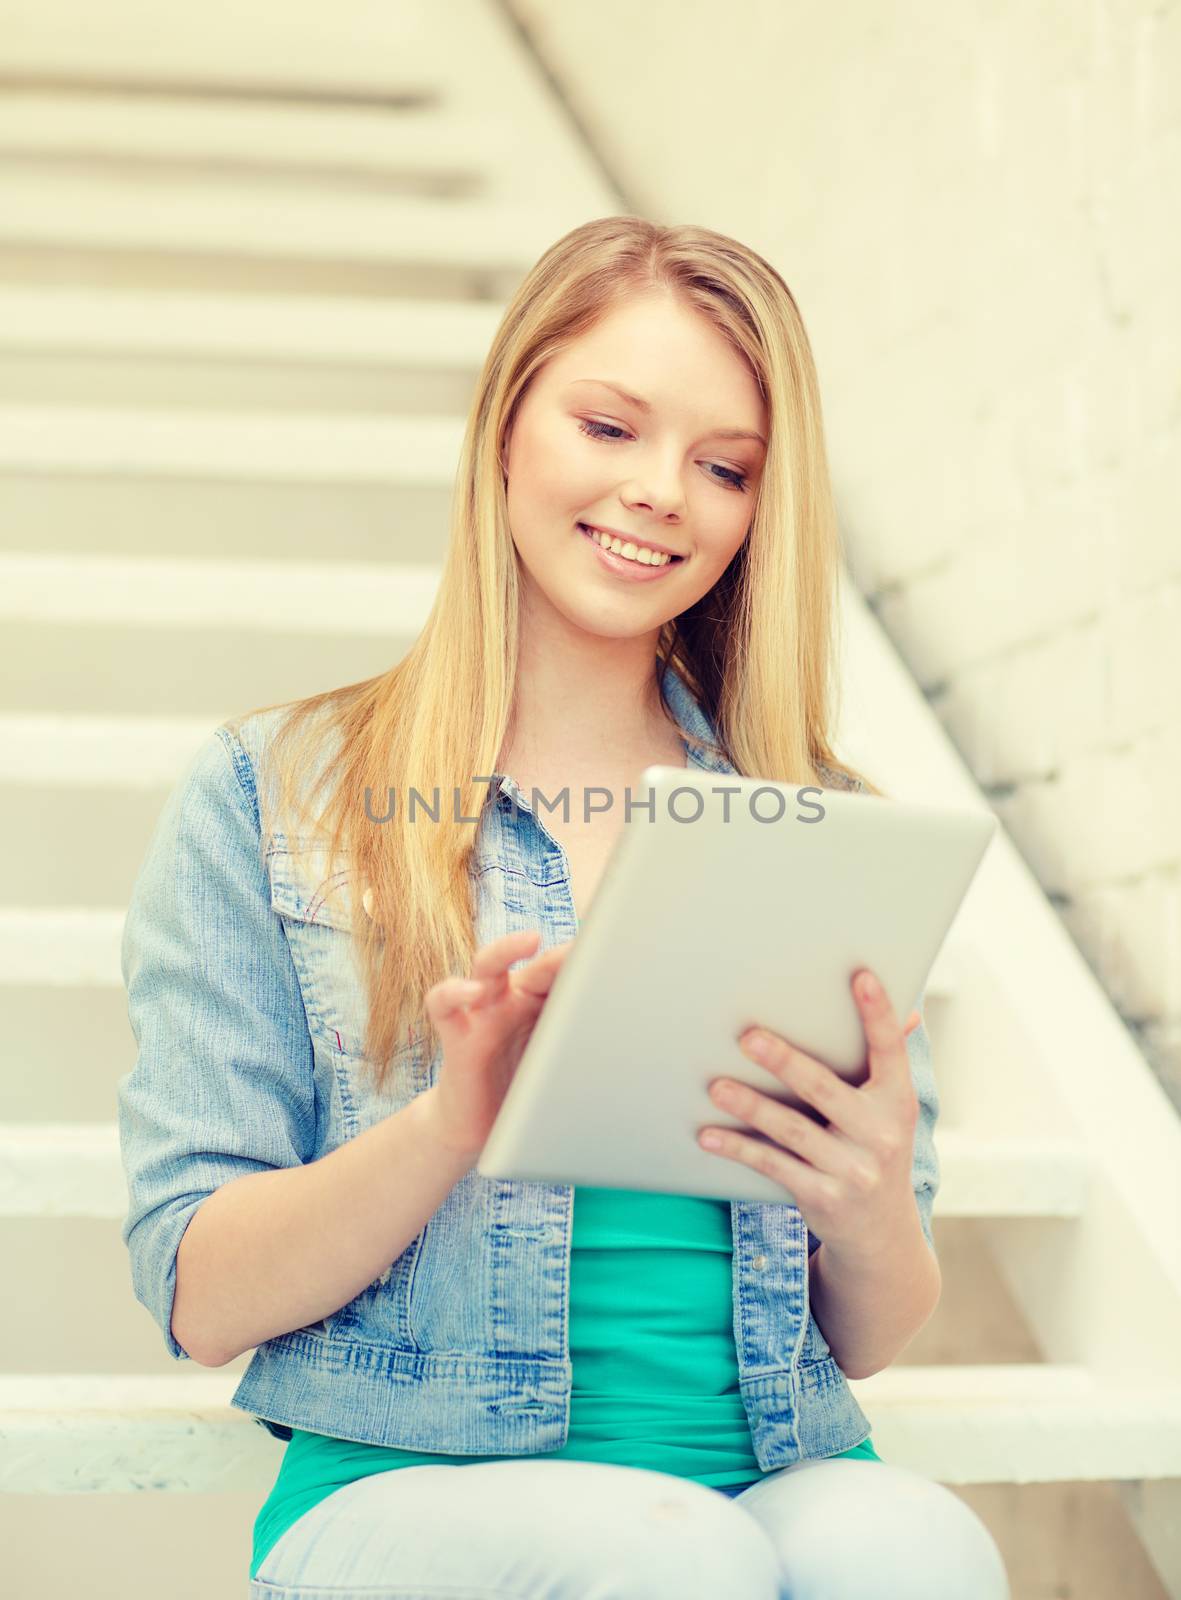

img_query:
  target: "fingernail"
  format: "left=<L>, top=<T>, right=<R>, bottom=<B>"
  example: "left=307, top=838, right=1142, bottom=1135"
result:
left=858, top=972, right=879, bottom=1000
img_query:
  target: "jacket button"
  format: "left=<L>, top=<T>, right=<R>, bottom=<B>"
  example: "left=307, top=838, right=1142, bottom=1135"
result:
left=752, top=1253, right=767, bottom=1270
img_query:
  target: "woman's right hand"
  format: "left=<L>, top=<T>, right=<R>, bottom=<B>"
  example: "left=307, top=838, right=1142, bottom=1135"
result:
left=419, top=929, right=574, bottom=1164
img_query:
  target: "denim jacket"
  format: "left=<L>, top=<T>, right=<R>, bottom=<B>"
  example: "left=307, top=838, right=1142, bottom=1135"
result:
left=117, top=659, right=940, bottom=1467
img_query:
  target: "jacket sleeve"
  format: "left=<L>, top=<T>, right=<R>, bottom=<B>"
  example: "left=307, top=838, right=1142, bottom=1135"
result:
left=117, top=724, right=318, bottom=1360
left=807, top=994, right=941, bottom=1257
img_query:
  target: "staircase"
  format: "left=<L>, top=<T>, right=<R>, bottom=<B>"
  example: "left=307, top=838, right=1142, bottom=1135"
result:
left=2, top=2, right=1179, bottom=1596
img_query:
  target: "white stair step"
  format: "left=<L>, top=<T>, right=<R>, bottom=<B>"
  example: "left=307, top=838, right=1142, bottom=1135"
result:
left=0, top=170, right=581, bottom=270
left=0, top=287, right=505, bottom=411
left=0, top=408, right=460, bottom=559
left=0, top=1124, right=126, bottom=1218
left=2, top=1366, right=1176, bottom=1492
left=0, top=713, right=226, bottom=787
left=0, top=285, right=504, bottom=365
left=0, top=552, right=439, bottom=716
left=0, top=713, right=287, bottom=908
left=922, top=1130, right=1089, bottom=1217
left=0, top=910, right=125, bottom=986
left=0, top=477, right=450, bottom=563
left=849, top=1364, right=1181, bottom=1484
left=0, top=406, right=462, bottom=481
left=0, top=93, right=512, bottom=185
left=1, top=0, right=447, bottom=90
left=2, top=621, right=410, bottom=717
left=0, top=551, right=440, bottom=634
left=0, top=1373, right=280, bottom=1493
left=0, top=1121, right=1088, bottom=1223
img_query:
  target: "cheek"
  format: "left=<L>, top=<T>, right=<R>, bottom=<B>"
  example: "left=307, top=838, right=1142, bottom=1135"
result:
left=693, top=508, right=750, bottom=574
left=510, top=421, right=600, bottom=517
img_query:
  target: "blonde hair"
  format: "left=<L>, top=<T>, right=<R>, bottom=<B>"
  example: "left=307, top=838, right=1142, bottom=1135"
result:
left=226, top=214, right=875, bottom=1091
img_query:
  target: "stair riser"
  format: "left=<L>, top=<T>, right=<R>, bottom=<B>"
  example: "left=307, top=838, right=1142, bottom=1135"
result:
left=0, top=476, right=453, bottom=561
left=0, top=785, right=179, bottom=904
left=3, top=986, right=132, bottom=1122
left=0, top=355, right=481, bottom=414
left=0, top=244, right=523, bottom=302
left=1, top=621, right=415, bottom=715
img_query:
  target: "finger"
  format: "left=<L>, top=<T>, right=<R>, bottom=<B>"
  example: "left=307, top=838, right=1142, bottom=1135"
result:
left=424, top=976, right=487, bottom=1025
left=456, top=931, right=569, bottom=1014
left=465, top=929, right=542, bottom=1003
left=527, top=936, right=575, bottom=967
left=698, top=1123, right=839, bottom=1210
left=738, top=1028, right=864, bottom=1139
left=511, top=945, right=572, bottom=1001
left=852, top=969, right=912, bottom=1090
left=706, top=1079, right=868, bottom=1186
left=510, top=935, right=571, bottom=983
left=903, top=1008, right=921, bottom=1036
left=471, top=928, right=541, bottom=978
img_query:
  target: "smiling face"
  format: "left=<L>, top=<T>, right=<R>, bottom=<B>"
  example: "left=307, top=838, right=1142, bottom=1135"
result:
left=501, top=287, right=768, bottom=642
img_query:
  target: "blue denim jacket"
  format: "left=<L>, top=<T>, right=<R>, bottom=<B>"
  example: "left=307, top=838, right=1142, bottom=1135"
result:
left=118, top=658, right=940, bottom=1466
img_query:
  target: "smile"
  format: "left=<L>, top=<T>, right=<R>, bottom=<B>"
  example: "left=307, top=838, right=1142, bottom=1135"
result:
left=577, top=523, right=685, bottom=575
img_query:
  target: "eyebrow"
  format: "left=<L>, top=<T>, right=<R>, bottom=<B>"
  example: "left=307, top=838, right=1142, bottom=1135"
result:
left=566, top=378, right=766, bottom=448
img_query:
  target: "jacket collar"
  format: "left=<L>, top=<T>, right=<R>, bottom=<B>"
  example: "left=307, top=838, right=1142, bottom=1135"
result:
left=659, top=656, right=736, bottom=777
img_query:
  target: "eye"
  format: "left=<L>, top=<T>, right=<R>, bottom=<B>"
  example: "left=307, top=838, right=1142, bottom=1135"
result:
left=707, top=463, right=749, bottom=492
left=576, top=418, right=749, bottom=492
left=578, top=418, right=627, bottom=442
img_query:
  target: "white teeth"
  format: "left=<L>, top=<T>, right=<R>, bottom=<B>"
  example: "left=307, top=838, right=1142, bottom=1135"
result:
left=582, top=525, right=673, bottom=566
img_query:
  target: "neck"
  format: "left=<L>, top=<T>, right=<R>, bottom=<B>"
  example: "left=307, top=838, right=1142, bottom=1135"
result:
left=502, top=626, right=677, bottom=773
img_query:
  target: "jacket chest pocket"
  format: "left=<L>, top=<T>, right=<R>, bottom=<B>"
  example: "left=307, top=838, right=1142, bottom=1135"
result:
left=267, top=842, right=369, bottom=1060
left=267, top=843, right=428, bottom=1104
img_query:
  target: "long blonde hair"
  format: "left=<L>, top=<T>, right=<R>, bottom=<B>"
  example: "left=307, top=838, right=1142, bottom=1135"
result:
left=226, top=214, right=874, bottom=1091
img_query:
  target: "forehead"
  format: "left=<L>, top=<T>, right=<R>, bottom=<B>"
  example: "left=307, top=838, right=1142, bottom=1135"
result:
left=541, top=303, right=767, bottom=436
left=558, top=302, right=724, bottom=372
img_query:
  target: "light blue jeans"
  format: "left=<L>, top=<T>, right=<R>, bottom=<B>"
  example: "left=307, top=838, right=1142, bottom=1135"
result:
left=248, top=1456, right=1010, bottom=1599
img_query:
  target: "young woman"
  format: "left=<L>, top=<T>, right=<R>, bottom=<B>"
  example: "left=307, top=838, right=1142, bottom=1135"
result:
left=118, top=216, right=1009, bottom=1598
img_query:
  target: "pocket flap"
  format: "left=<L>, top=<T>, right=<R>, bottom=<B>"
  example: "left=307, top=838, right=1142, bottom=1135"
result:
left=268, top=845, right=358, bottom=932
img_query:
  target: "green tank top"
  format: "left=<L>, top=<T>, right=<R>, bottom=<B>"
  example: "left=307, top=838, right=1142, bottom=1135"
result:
left=251, top=1187, right=880, bottom=1579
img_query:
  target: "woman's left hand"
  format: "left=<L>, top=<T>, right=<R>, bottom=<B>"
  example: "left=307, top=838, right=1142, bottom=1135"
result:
left=698, top=969, right=923, bottom=1257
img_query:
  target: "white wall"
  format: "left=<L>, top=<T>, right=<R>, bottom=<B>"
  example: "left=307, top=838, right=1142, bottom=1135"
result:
left=507, top=0, right=1181, bottom=1109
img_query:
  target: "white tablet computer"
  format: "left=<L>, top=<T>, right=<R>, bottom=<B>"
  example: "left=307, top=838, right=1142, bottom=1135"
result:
left=476, top=766, right=996, bottom=1204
